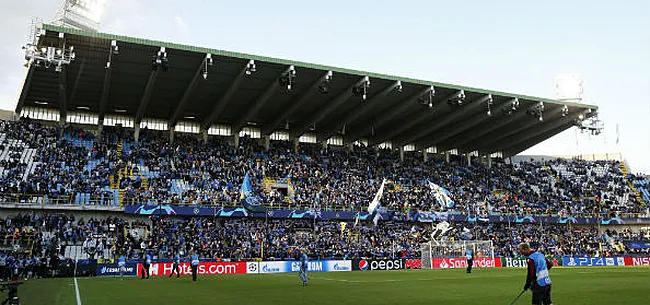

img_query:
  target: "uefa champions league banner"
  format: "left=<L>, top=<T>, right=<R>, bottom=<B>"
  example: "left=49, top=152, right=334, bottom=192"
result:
left=561, top=257, right=625, bottom=267
left=124, top=204, right=650, bottom=225
left=246, top=260, right=352, bottom=274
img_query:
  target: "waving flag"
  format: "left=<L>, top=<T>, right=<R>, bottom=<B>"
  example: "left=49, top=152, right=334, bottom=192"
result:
left=367, top=178, right=386, bottom=214
left=240, top=172, right=266, bottom=213
left=428, top=181, right=455, bottom=208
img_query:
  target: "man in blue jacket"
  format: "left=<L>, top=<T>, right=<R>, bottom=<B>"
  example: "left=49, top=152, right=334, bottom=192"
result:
left=518, top=243, right=553, bottom=305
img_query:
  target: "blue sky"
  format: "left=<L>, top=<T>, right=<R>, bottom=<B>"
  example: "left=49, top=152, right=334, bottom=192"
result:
left=1, top=0, right=649, bottom=173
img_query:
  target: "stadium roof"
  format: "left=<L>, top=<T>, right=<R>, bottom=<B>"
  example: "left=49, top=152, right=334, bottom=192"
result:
left=17, top=24, right=598, bottom=157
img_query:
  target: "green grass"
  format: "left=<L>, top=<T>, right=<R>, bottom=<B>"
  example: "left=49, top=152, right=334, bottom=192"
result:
left=14, top=267, right=649, bottom=305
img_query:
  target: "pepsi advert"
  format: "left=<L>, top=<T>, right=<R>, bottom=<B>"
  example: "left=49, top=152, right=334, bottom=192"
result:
left=352, top=259, right=406, bottom=271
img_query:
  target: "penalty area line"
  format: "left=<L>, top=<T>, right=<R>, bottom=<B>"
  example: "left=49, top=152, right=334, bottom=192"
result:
left=74, top=278, right=82, bottom=305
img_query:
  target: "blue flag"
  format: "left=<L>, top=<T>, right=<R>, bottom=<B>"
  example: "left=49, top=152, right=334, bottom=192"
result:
left=240, top=173, right=266, bottom=213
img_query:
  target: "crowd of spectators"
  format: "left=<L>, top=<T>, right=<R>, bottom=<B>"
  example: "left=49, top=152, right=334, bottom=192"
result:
left=0, top=118, right=646, bottom=220
left=2, top=212, right=648, bottom=274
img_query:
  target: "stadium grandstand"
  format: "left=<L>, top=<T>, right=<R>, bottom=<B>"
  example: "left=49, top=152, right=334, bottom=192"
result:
left=1, top=5, right=649, bottom=305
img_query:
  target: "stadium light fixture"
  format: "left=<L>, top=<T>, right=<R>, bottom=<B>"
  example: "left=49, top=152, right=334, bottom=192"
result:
left=279, top=65, right=297, bottom=91
left=152, top=47, right=168, bottom=72
left=501, top=98, right=519, bottom=115
left=111, top=40, right=119, bottom=55
left=202, top=53, right=213, bottom=80
left=245, top=60, right=256, bottom=75
left=419, top=86, right=436, bottom=109
left=561, top=105, right=569, bottom=117
left=319, top=71, right=333, bottom=94
left=486, top=94, right=493, bottom=116
left=447, top=90, right=466, bottom=106
left=525, top=101, right=544, bottom=121
left=352, top=76, right=371, bottom=101
left=23, top=38, right=76, bottom=72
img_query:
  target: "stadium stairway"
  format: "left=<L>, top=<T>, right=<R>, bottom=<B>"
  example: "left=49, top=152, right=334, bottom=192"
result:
left=620, top=162, right=644, bottom=205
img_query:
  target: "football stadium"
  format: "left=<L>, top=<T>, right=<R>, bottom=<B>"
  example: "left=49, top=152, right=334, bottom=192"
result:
left=1, top=1, right=649, bottom=305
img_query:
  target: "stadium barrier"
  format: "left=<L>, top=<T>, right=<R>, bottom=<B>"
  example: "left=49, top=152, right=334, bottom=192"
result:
left=246, top=260, right=351, bottom=274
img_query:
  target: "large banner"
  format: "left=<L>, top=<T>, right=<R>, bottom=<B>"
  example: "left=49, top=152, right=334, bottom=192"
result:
left=623, top=257, right=650, bottom=266
left=136, top=262, right=247, bottom=276
left=352, top=259, right=406, bottom=271
left=96, top=263, right=138, bottom=277
left=125, top=204, right=650, bottom=225
left=562, top=257, right=625, bottom=267
left=431, top=257, right=502, bottom=269
left=246, top=260, right=352, bottom=274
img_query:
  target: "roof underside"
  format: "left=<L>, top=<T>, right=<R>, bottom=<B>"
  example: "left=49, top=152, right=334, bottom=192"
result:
left=17, top=24, right=599, bottom=157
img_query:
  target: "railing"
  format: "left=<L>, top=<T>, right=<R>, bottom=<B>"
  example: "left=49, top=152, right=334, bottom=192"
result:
left=0, top=193, right=123, bottom=211
left=1, top=192, right=649, bottom=219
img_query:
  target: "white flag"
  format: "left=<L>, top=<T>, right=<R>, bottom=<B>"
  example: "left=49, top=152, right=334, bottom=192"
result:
left=367, top=178, right=386, bottom=214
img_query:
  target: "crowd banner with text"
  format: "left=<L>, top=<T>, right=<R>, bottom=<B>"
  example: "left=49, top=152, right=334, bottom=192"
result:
left=125, top=204, right=650, bottom=225
left=136, top=262, right=247, bottom=276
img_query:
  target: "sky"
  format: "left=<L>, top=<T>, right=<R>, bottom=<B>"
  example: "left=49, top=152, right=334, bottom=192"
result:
left=1, top=0, right=649, bottom=173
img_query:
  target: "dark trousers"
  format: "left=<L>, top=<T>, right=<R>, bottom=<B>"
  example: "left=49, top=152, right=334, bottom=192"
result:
left=191, top=265, right=198, bottom=281
left=170, top=263, right=180, bottom=278
left=142, top=263, right=150, bottom=279
left=466, top=259, right=473, bottom=273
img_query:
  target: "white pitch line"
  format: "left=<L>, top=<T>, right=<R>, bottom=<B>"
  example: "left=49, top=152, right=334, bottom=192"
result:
left=74, top=278, right=82, bottom=305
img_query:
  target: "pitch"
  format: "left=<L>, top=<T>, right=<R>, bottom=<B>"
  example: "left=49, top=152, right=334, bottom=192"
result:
left=18, top=267, right=648, bottom=305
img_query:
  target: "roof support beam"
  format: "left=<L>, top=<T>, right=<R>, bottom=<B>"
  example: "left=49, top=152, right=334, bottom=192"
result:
left=169, top=56, right=210, bottom=128
left=98, top=51, right=115, bottom=123
left=291, top=76, right=367, bottom=138
left=57, top=66, right=68, bottom=122
left=479, top=111, right=584, bottom=155
left=415, top=97, right=513, bottom=151
left=453, top=113, right=530, bottom=153
left=15, top=65, right=35, bottom=114
left=437, top=104, right=533, bottom=152
left=503, top=123, right=574, bottom=157
left=344, top=86, right=433, bottom=144
left=396, top=94, right=492, bottom=147
left=234, top=66, right=294, bottom=134
left=261, top=71, right=332, bottom=136
left=317, top=81, right=399, bottom=143
left=67, top=58, right=86, bottom=115
left=202, top=62, right=248, bottom=130
left=134, top=69, right=160, bottom=125
left=469, top=107, right=563, bottom=154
